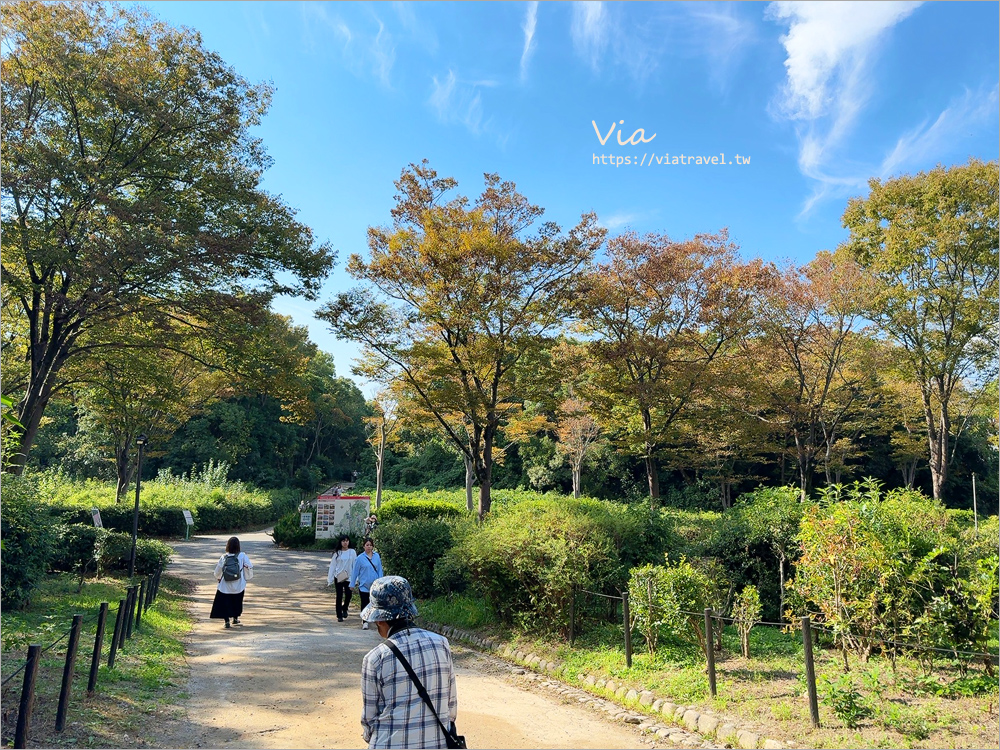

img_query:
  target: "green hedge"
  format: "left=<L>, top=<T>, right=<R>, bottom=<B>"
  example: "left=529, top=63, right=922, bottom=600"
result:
left=35, top=471, right=300, bottom=537
left=376, top=497, right=467, bottom=525
left=1, top=475, right=58, bottom=609
left=377, top=517, right=455, bottom=598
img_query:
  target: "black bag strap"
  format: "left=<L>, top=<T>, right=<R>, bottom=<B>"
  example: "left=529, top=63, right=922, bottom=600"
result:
left=385, top=640, right=457, bottom=747
left=366, top=554, right=379, bottom=574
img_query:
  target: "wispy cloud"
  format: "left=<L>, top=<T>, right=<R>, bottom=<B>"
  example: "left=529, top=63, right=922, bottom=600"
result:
left=766, top=1, right=922, bottom=213
left=879, top=85, right=1000, bottom=177
left=599, top=211, right=642, bottom=230
left=301, top=4, right=397, bottom=86
left=570, top=2, right=609, bottom=72
left=429, top=70, right=488, bottom=134
left=520, top=2, right=539, bottom=82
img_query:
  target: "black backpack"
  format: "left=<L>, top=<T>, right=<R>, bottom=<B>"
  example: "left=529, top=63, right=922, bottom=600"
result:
left=222, top=553, right=242, bottom=582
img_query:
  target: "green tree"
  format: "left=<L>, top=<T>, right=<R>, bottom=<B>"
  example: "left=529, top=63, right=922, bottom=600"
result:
left=842, top=159, right=999, bottom=501
left=319, top=161, right=604, bottom=519
left=0, top=2, right=334, bottom=472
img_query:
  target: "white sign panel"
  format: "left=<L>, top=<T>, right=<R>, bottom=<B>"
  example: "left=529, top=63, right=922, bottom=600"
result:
left=91, top=507, right=103, bottom=528
left=300, top=512, right=313, bottom=528
left=182, top=510, right=194, bottom=526
left=314, top=495, right=370, bottom=539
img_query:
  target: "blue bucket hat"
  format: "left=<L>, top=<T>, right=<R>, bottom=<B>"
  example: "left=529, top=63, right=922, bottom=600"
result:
left=361, top=575, right=419, bottom=623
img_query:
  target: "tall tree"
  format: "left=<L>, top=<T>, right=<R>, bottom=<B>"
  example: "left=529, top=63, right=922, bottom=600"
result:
left=365, top=388, right=401, bottom=509
left=842, top=159, right=999, bottom=501
left=319, top=161, right=604, bottom=519
left=0, top=2, right=334, bottom=472
left=578, top=230, right=770, bottom=506
left=554, top=397, right=603, bottom=499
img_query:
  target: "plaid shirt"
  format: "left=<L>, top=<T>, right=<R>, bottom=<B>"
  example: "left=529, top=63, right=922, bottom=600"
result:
left=361, top=627, right=458, bottom=749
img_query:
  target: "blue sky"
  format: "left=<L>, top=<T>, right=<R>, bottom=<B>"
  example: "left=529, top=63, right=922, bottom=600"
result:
left=138, top=1, right=999, bottom=393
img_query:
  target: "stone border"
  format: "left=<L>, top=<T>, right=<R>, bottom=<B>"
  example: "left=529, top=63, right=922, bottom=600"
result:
left=418, top=619, right=792, bottom=750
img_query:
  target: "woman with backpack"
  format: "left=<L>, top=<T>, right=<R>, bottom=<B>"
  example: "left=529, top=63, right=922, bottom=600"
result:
left=327, top=534, right=357, bottom=622
left=211, top=536, right=254, bottom=629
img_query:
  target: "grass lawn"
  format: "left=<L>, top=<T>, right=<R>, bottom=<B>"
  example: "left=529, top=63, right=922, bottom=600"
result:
left=1, top=572, right=193, bottom=748
left=422, top=594, right=999, bottom=750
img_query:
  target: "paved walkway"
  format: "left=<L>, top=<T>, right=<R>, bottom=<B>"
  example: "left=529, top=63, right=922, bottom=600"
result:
left=152, top=530, right=664, bottom=749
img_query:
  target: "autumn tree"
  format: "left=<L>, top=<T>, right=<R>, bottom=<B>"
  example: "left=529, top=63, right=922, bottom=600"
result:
left=842, top=159, right=999, bottom=501
left=578, top=230, right=769, bottom=506
left=554, top=397, right=603, bottom=499
left=0, top=2, right=334, bottom=472
left=365, top=388, right=402, bottom=509
left=319, top=161, right=604, bottom=519
left=751, top=251, right=876, bottom=498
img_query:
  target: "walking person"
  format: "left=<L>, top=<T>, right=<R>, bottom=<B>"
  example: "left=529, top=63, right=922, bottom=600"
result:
left=360, top=576, right=461, bottom=749
left=327, top=534, right=357, bottom=621
left=351, top=537, right=383, bottom=630
left=210, top=536, right=253, bottom=629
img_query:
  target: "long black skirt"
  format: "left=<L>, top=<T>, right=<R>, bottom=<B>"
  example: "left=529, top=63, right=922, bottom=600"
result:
left=210, top=589, right=245, bottom=619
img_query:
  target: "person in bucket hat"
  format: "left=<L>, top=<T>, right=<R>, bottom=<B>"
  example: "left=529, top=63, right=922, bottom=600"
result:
left=360, top=576, right=458, bottom=749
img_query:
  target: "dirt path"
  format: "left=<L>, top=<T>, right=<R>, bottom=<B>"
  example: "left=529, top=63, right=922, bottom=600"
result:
left=152, top=530, right=665, bottom=749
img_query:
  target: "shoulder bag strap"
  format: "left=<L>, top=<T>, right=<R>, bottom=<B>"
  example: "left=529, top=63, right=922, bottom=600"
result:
left=384, top=640, right=455, bottom=745
left=367, top=555, right=379, bottom=574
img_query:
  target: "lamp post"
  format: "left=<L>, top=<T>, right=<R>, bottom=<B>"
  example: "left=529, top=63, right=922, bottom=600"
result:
left=128, top=434, right=148, bottom=578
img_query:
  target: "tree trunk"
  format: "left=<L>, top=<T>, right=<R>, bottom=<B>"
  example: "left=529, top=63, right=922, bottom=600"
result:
left=572, top=461, right=582, bottom=499
left=925, top=401, right=949, bottom=502
left=375, top=442, right=384, bottom=510
left=464, top=454, right=475, bottom=512
left=645, top=453, right=660, bottom=508
left=114, top=444, right=133, bottom=504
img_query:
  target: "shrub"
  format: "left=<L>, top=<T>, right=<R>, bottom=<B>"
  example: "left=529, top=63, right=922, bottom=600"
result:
left=1, top=475, right=58, bottom=608
left=432, top=548, right=471, bottom=596
left=732, top=585, right=762, bottom=658
left=377, top=497, right=465, bottom=525
left=456, top=498, right=623, bottom=633
left=377, top=517, right=454, bottom=598
left=270, top=509, right=316, bottom=548
left=50, top=524, right=101, bottom=576
left=94, top=530, right=172, bottom=574
left=628, top=557, right=712, bottom=654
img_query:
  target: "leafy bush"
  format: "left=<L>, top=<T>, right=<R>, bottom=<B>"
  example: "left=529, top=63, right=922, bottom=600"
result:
left=1, top=475, right=58, bottom=608
left=270, top=509, right=316, bottom=548
left=821, top=673, right=872, bottom=728
left=376, top=497, right=466, bottom=525
left=732, top=585, right=762, bottom=658
left=50, top=524, right=100, bottom=575
left=627, top=556, right=712, bottom=654
left=455, top=498, right=623, bottom=632
left=432, top=548, right=471, bottom=596
left=94, top=530, right=172, bottom=574
left=377, top=517, right=454, bottom=597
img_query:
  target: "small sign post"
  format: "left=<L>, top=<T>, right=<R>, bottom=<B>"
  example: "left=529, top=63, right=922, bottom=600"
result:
left=91, top=508, right=103, bottom=528
left=181, top=510, right=194, bottom=540
left=300, top=512, right=313, bottom=528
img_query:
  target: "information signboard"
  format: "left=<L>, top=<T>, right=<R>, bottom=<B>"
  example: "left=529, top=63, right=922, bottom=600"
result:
left=314, top=495, right=370, bottom=539
left=91, top=507, right=103, bottom=528
left=300, top=512, right=313, bottom=528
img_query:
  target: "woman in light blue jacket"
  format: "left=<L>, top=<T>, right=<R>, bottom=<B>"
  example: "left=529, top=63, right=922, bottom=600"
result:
left=351, top=537, right=383, bottom=630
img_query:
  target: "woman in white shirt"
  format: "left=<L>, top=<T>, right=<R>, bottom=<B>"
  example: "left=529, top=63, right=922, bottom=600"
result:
left=327, top=534, right=357, bottom=622
left=210, top=536, right=253, bottom=629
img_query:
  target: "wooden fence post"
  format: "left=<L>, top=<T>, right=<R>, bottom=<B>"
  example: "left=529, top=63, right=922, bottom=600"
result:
left=108, top=598, right=126, bottom=669
left=704, top=608, right=717, bottom=697
left=14, top=644, right=41, bottom=749
left=88, top=602, right=109, bottom=694
left=136, top=579, right=146, bottom=630
left=801, top=616, right=821, bottom=728
left=125, top=586, right=137, bottom=640
left=622, top=590, right=632, bottom=669
left=569, top=585, right=576, bottom=646
left=55, top=614, right=84, bottom=731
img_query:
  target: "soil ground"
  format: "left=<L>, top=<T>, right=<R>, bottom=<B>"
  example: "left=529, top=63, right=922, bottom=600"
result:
left=151, top=530, right=665, bottom=749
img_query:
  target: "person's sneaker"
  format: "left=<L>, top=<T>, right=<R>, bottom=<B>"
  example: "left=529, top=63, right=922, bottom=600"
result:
left=232, top=617, right=240, bottom=625
left=224, top=620, right=231, bottom=629
left=337, top=617, right=344, bottom=622
left=362, top=622, right=369, bottom=630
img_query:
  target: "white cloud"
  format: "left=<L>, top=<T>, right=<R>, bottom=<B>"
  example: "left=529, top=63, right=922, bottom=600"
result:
left=300, top=4, right=396, bottom=87
left=570, top=2, right=609, bottom=72
left=767, top=1, right=922, bottom=214
left=599, top=211, right=641, bottom=230
left=520, top=2, right=539, bottom=82
left=879, top=85, right=1000, bottom=177
left=429, top=70, right=486, bottom=135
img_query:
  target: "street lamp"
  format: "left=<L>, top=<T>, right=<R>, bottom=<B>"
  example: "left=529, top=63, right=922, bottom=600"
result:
left=128, top=434, right=148, bottom=578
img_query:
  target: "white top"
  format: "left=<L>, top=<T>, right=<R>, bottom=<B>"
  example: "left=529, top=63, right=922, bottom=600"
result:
left=214, top=551, right=253, bottom=594
left=328, top=548, right=357, bottom=585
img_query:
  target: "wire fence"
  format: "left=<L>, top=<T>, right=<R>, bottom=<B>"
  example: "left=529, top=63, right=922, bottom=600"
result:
left=0, top=568, right=164, bottom=749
